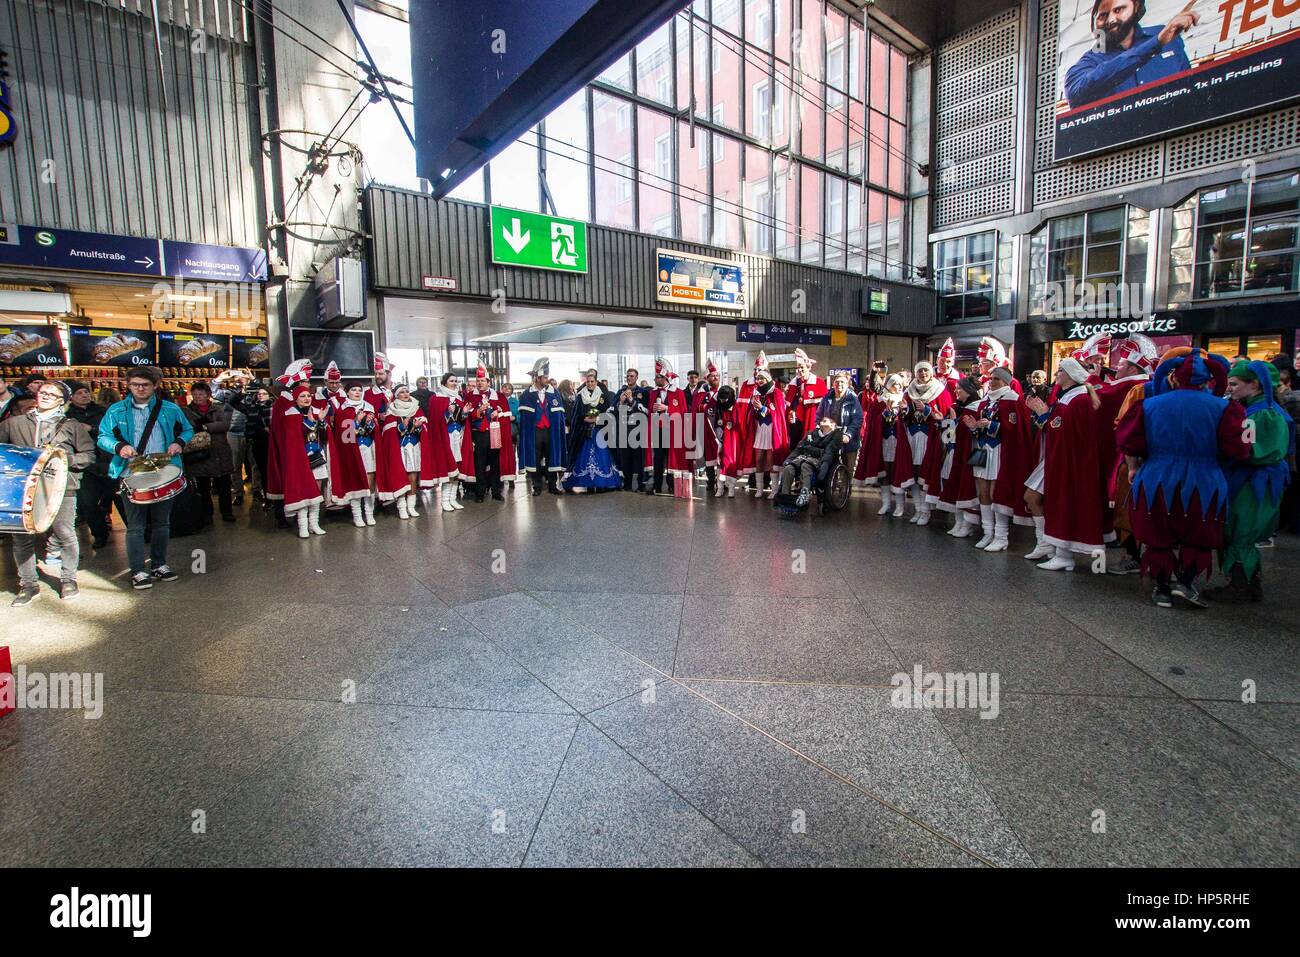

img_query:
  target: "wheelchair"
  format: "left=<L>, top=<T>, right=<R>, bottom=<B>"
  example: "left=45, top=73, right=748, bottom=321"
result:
left=772, top=437, right=854, bottom=517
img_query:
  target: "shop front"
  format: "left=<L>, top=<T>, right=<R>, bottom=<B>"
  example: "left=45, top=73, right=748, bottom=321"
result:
left=1016, top=300, right=1298, bottom=379
left=0, top=225, right=269, bottom=401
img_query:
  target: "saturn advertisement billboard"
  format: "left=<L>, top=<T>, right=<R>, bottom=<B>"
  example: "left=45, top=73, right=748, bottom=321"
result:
left=1054, top=0, right=1300, bottom=161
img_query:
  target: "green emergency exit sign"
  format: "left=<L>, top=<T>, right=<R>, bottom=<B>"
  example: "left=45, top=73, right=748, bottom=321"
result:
left=489, top=206, right=588, bottom=273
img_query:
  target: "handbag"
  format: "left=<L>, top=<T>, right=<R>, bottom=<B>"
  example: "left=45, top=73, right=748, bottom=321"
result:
left=967, top=447, right=988, bottom=468
left=307, top=450, right=327, bottom=470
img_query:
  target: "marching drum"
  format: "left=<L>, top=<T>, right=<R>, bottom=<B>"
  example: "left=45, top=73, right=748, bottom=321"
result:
left=0, top=444, right=69, bottom=535
left=121, top=453, right=187, bottom=505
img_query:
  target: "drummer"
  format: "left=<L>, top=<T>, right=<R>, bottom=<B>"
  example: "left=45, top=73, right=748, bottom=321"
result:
left=96, top=366, right=193, bottom=591
left=0, top=380, right=96, bottom=606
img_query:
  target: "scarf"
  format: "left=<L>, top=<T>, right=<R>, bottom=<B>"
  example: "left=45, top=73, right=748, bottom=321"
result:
left=983, top=386, right=1016, bottom=404
left=389, top=396, right=420, bottom=418
left=577, top=385, right=602, bottom=408
left=907, top=378, right=945, bottom=403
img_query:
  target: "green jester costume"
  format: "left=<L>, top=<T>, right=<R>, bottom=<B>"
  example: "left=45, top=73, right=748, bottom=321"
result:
left=1217, top=360, right=1294, bottom=599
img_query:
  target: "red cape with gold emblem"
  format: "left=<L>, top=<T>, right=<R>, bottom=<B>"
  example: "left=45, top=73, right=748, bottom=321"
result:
left=1040, top=385, right=1105, bottom=552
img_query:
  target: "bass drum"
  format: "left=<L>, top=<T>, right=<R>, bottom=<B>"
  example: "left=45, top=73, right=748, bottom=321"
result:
left=0, top=443, right=69, bottom=534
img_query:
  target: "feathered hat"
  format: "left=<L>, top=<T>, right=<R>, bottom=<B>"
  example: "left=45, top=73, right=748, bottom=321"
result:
left=373, top=352, right=393, bottom=374
left=706, top=359, right=720, bottom=376
left=753, top=351, right=770, bottom=376
left=793, top=348, right=815, bottom=368
left=978, top=336, right=1008, bottom=367
left=937, top=337, right=956, bottom=364
left=1110, top=332, right=1159, bottom=373
left=654, top=357, right=678, bottom=381
left=1071, top=332, right=1112, bottom=366
left=530, top=357, right=550, bottom=378
left=324, top=360, right=342, bottom=383
left=275, top=358, right=312, bottom=387
left=474, top=364, right=488, bottom=380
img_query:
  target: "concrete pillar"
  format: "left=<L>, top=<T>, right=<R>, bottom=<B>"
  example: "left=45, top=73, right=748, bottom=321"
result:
left=256, top=0, right=365, bottom=372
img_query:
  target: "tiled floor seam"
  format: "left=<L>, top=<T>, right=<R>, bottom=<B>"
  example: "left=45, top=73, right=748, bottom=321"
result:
left=1028, top=585, right=1300, bottom=776
left=519, top=721, right=583, bottom=867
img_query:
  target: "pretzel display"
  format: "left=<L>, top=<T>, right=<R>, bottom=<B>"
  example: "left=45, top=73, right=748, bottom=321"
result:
left=247, top=341, right=269, bottom=367
left=91, top=333, right=147, bottom=364
left=0, top=329, right=51, bottom=363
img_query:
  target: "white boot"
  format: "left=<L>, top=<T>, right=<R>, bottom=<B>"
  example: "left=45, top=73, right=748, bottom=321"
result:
left=363, top=495, right=376, bottom=526
left=1024, top=515, right=1053, bottom=560
left=308, top=502, right=326, bottom=535
left=946, top=512, right=962, bottom=536
left=916, top=489, right=932, bottom=526
left=396, top=497, right=409, bottom=520
left=350, top=500, right=365, bottom=528
left=296, top=509, right=310, bottom=539
left=952, top=514, right=978, bottom=539
left=878, top=487, right=892, bottom=515
left=450, top=484, right=465, bottom=509
left=727, top=477, right=737, bottom=498
left=1037, top=544, right=1076, bottom=571
left=440, top=485, right=455, bottom=512
left=984, top=514, right=1010, bottom=552
left=891, top=488, right=905, bottom=518
left=975, top=504, right=995, bottom=549
left=406, top=492, right=420, bottom=517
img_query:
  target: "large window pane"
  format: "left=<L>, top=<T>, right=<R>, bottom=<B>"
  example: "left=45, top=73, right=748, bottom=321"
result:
left=713, top=0, right=741, bottom=34
left=868, top=111, right=886, bottom=188
left=599, top=52, right=632, bottom=91
left=636, top=22, right=675, bottom=107
left=748, top=73, right=774, bottom=142
left=869, top=34, right=888, bottom=113
left=745, top=145, right=772, bottom=253
left=798, top=0, right=822, bottom=81
left=774, top=156, right=797, bottom=259
left=889, top=46, right=907, bottom=121
left=542, top=91, right=590, bottom=222
left=825, top=9, right=846, bottom=97
left=713, top=132, right=742, bottom=249
left=887, top=196, right=904, bottom=280
left=745, top=0, right=773, bottom=52
left=799, top=164, right=821, bottom=265
left=847, top=180, right=864, bottom=273
left=679, top=119, right=710, bottom=243
left=825, top=175, right=845, bottom=270
left=712, top=37, right=742, bottom=131
left=826, top=103, right=848, bottom=172
left=888, top=119, right=906, bottom=193
left=638, top=107, right=675, bottom=236
left=592, top=91, right=635, bottom=229
left=489, top=130, right=540, bottom=211
left=676, top=16, right=711, bottom=119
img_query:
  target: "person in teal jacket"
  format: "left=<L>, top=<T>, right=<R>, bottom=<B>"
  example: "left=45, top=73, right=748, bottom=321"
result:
left=96, top=366, right=194, bottom=590
left=1211, top=360, right=1294, bottom=602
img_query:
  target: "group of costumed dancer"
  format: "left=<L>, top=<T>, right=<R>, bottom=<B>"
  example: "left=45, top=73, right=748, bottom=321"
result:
left=853, top=333, right=1292, bottom=606
left=259, top=339, right=1291, bottom=605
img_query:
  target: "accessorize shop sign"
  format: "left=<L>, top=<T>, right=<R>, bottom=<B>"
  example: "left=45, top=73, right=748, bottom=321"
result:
left=0, top=325, right=65, bottom=365
left=1054, top=0, right=1300, bottom=160
left=157, top=332, right=231, bottom=368
left=656, top=249, right=746, bottom=310
left=67, top=327, right=157, bottom=366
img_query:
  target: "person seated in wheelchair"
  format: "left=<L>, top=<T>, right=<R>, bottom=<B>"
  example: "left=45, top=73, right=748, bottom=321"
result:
left=774, top=415, right=845, bottom=508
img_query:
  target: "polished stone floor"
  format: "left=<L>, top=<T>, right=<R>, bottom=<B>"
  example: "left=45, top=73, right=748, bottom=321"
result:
left=1, top=480, right=1297, bottom=867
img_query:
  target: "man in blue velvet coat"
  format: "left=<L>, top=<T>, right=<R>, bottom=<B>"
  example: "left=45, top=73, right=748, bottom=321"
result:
left=516, top=357, right=569, bottom=495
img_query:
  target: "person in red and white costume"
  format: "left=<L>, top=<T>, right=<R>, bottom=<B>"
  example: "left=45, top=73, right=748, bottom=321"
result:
left=422, top=379, right=461, bottom=511
left=977, top=336, right=1022, bottom=396
left=323, top=375, right=373, bottom=528
left=315, top=360, right=347, bottom=412
left=1022, top=358, right=1105, bottom=571
left=375, top=382, right=430, bottom=519
left=858, top=374, right=905, bottom=515
left=935, top=376, right=983, bottom=537
left=735, top=351, right=763, bottom=492
left=965, top=366, right=1035, bottom=552
left=457, top=366, right=514, bottom=502
left=266, top=358, right=313, bottom=529
left=1095, top=333, right=1158, bottom=572
left=644, top=357, right=691, bottom=496
left=435, top=373, right=466, bottom=507
left=785, top=348, right=828, bottom=447
left=365, top=353, right=395, bottom=416
left=890, top=361, right=953, bottom=524
left=692, top=362, right=724, bottom=496
left=743, top=360, right=789, bottom=498
left=338, top=382, right=380, bottom=525
left=1071, top=332, right=1112, bottom=387
left=269, top=372, right=329, bottom=539
left=935, top=337, right=962, bottom=399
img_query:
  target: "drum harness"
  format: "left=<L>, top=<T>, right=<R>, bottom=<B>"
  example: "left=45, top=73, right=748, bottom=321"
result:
left=113, top=398, right=166, bottom=492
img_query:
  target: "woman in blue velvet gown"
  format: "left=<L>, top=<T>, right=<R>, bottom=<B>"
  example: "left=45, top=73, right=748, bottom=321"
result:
left=564, top=371, right=622, bottom=492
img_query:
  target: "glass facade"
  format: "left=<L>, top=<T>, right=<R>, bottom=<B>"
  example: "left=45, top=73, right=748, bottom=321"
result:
left=1027, top=206, right=1149, bottom=317
left=355, top=0, right=912, bottom=278
left=1170, top=170, right=1300, bottom=302
left=934, top=231, right=996, bottom=322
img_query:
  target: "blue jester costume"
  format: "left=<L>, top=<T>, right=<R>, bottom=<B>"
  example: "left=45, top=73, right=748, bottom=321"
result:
left=1114, top=349, right=1250, bottom=590
left=1214, top=360, right=1294, bottom=599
